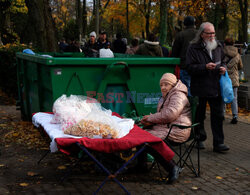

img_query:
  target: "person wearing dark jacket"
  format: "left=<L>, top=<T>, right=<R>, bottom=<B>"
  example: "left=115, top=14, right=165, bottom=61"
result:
left=112, top=32, right=127, bottom=53
left=64, top=38, right=81, bottom=52
left=136, top=33, right=163, bottom=57
left=186, top=22, right=230, bottom=153
left=172, top=16, right=197, bottom=96
left=96, top=31, right=111, bottom=50
left=82, top=31, right=99, bottom=57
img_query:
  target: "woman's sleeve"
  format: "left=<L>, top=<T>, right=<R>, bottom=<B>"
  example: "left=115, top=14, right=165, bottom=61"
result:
left=147, top=92, right=187, bottom=124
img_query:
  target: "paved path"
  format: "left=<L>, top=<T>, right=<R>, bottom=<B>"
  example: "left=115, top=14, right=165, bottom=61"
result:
left=0, top=105, right=249, bottom=194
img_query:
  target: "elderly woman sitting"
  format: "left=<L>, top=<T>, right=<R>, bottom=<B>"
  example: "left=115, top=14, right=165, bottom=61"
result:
left=135, top=73, right=191, bottom=184
left=141, top=73, right=191, bottom=143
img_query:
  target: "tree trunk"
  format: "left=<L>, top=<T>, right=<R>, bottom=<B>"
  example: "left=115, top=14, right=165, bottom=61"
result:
left=82, top=0, right=87, bottom=37
left=25, top=0, right=58, bottom=52
left=95, top=0, right=99, bottom=37
left=159, top=0, right=168, bottom=45
left=126, top=0, right=129, bottom=38
left=213, top=4, right=219, bottom=32
left=238, top=0, right=248, bottom=43
left=0, top=33, right=3, bottom=46
left=76, top=0, right=83, bottom=41
left=144, top=0, right=151, bottom=39
left=222, top=0, right=228, bottom=39
left=0, top=0, right=11, bottom=45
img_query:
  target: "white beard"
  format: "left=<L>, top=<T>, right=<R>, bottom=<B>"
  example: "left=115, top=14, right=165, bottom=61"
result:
left=205, top=39, right=218, bottom=52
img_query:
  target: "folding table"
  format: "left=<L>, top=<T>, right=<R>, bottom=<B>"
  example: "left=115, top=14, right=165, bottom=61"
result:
left=33, top=112, right=174, bottom=194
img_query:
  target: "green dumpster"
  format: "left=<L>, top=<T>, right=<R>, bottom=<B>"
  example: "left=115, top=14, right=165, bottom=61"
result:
left=16, top=52, right=179, bottom=120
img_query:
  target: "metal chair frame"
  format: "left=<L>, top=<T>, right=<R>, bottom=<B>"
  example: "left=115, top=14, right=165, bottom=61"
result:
left=150, top=96, right=200, bottom=177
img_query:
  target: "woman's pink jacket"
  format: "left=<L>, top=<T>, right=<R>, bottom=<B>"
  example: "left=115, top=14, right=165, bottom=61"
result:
left=146, top=80, right=191, bottom=143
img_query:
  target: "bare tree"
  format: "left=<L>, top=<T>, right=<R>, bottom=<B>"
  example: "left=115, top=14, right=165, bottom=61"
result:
left=144, top=0, right=151, bottom=39
left=25, top=0, right=57, bottom=51
left=238, top=0, right=248, bottom=42
left=0, top=0, right=11, bottom=45
left=76, top=0, right=83, bottom=41
left=126, top=0, right=129, bottom=38
left=95, top=0, right=99, bottom=37
left=159, top=0, right=168, bottom=45
left=82, top=0, right=87, bottom=37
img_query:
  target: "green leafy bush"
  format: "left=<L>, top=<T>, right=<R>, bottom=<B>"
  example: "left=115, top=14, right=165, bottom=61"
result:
left=0, top=43, right=32, bottom=98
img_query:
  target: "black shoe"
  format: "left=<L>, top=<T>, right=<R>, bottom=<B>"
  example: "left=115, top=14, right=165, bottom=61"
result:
left=231, top=117, right=238, bottom=124
left=167, top=165, right=180, bottom=184
left=213, top=144, right=230, bottom=153
left=196, top=141, right=205, bottom=149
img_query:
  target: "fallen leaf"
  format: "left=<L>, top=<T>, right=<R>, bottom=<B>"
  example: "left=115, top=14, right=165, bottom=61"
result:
left=0, top=164, right=5, bottom=167
left=216, top=176, right=223, bottom=179
left=57, top=165, right=66, bottom=170
left=27, top=171, right=38, bottom=176
left=184, top=180, right=192, bottom=183
left=235, top=168, right=239, bottom=171
left=12, top=133, right=19, bottom=137
left=191, top=186, right=198, bottom=190
left=19, top=183, right=29, bottom=187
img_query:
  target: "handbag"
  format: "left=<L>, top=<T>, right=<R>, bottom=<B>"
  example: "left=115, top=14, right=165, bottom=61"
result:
left=220, top=71, right=234, bottom=103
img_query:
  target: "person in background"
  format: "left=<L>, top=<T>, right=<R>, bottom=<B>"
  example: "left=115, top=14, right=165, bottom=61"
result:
left=161, top=44, right=170, bottom=57
left=172, top=16, right=197, bottom=96
left=136, top=33, right=163, bottom=57
left=82, top=31, right=98, bottom=57
left=223, top=37, right=243, bottom=124
left=58, top=38, right=68, bottom=52
left=64, top=38, right=81, bottom=52
left=125, top=38, right=139, bottom=54
left=96, top=31, right=111, bottom=50
left=122, top=37, right=128, bottom=48
left=112, top=32, right=127, bottom=53
left=186, top=22, right=229, bottom=152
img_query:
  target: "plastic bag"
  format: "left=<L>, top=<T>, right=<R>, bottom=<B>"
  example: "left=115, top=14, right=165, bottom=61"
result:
left=99, top=48, right=114, bottom=58
left=220, top=71, right=234, bottom=103
left=23, top=49, right=35, bottom=55
left=64, top=111, right=120, bottom=139
left=51, top=94, right=102, bottom=130
left=51, top=94, right=133, bottom=139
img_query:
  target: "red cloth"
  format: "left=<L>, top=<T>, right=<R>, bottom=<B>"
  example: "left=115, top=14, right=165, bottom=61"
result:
left=175, top=64, right=180, bottom=79
left=55, top=112, right=174, bottom=161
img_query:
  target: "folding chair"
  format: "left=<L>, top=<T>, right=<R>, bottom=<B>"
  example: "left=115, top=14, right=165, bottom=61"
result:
left=151, top=96, right=200, bottom=177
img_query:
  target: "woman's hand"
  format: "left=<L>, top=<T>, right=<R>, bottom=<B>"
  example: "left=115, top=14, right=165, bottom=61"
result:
left=141, top=115, right=154, bottom=127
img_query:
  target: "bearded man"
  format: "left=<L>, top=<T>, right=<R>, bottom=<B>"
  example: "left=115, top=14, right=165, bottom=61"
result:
left=186, top=22, right=230, bottom=153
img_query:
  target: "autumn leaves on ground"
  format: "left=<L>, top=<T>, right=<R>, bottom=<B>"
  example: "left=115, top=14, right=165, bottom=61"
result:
left=0, top=89, right=78, bottom=191
left=0, top=89, right=250, bottom=191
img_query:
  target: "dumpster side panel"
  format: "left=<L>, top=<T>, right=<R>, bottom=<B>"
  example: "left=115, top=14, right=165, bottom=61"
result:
left=127, top=65, right=175, bottom=115
left=26, top=61, right=41, bottom=118
left=39, top=65, right=53, bottom=113
left=16, top=52, right=179, bottom=119
left=17, top=59, right=41, bottom=119
left=49, top=65, right=107, bottom=108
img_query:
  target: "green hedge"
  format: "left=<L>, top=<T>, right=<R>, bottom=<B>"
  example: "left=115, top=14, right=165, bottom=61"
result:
left=0, top=43, right=32, bottom=98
